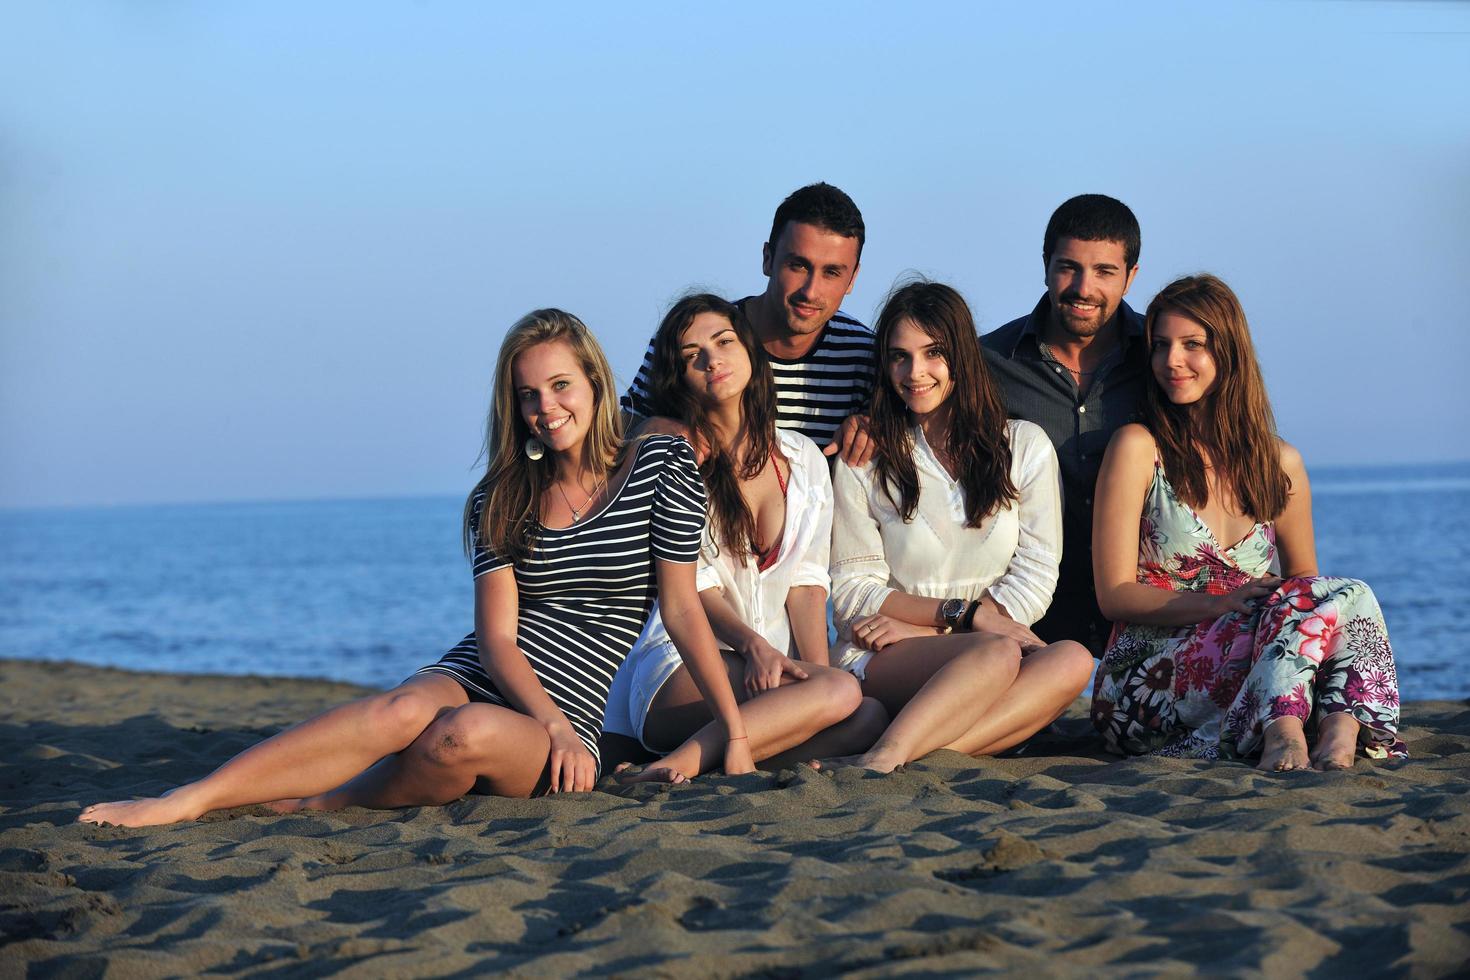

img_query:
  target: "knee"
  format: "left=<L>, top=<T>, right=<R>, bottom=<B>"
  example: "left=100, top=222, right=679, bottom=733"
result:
left=820, top=668, right=865, bottom=721
left=852, top=696, right=889, bottom=739
left=1052, top=641, right=1098, bottom=695
left=415, top=706, right=498, bottom=770
left=368, top=686, right=446, bottom=741
left=962, top=634, right=1023, bottom=678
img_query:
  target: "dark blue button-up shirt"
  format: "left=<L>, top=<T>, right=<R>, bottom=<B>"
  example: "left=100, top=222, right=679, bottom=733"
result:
left=981, top=294, right=1149, bottom=653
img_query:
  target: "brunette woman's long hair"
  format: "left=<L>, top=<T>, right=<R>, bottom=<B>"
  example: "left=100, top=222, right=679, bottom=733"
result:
left=646, top=293, right=779, bottom=561
left=869, top=280, right=1017, bottom=525
left=1144, top=274, right=1290, bottom=521
left=464, top=309, right=624, bottom=564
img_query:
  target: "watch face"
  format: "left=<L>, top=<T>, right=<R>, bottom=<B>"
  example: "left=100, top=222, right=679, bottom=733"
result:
left=942, top=598, right=965, bottom=623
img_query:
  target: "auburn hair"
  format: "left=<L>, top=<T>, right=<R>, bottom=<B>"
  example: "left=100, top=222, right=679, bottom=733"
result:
left=869, top=280, right=1017, bottom=526
left=1144, top=274, right=1290, bottom=521
left=646, top=293, right=778, bottom=561
left=464, top=309, right=624, bottom=564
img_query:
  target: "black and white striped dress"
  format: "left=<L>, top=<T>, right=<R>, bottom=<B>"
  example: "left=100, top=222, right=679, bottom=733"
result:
left=620, top=298, right=877, bottom=448
left=417, top=435, right=706, bottom=771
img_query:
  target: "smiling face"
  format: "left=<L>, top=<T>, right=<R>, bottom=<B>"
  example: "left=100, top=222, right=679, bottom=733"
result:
left=760, top=221, right=861, bottom=339
left=1045, top=236, right=1138, bottom=340
left=886, top=317, right=954, bottom=419
left=1150, top=310, right=1218, bottom=405
left=680, top=311, right=752, bottom=405
left=512, top=339, right=596, bottom=456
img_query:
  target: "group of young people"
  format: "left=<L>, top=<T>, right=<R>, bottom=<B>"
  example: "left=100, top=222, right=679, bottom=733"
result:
left=80, top=186, right=1405, bottom=829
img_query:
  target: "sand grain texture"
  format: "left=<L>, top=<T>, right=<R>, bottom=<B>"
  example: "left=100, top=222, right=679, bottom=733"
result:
left=2, top=659, right=1467, bottom=977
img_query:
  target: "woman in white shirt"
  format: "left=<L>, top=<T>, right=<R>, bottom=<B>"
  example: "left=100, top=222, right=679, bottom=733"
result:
left=826, top=281, right=1095, bottom=773
left=612, top=294, right=886, bottom=780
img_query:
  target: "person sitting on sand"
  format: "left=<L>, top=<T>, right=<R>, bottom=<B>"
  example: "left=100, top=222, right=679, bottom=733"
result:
left=607, top=294, right=887, bottom=781
left=823, top=281, right=1095, bottom=773
left=1090, top=274, right=1406, bottom=770
left=80, top=310, right=754, bottom=827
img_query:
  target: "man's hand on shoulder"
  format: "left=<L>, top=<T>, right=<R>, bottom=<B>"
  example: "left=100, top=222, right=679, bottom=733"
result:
left=824, top=413, right=874, bottom=466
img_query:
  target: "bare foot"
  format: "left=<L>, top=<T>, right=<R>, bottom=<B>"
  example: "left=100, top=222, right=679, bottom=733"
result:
left=79, top=787, right=205, bottom=827
left=612, top=762, right=689, bottom=786
left=1257, top=717, right=1311, bottom=772
left=263, top=798, right=308, bottom=814
left=1311, top=712, right=1360, bottom=771
left=809, top=748, right=905, bottom=775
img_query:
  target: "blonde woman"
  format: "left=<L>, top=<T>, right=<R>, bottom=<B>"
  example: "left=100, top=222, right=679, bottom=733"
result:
left=81, top=310, right=752, bottom=827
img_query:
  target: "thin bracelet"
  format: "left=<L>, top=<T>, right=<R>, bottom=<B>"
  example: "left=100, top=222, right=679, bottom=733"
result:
left=728, top=735, right=749, bottom=741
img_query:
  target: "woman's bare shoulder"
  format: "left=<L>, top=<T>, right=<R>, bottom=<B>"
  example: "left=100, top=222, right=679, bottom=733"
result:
left=1276, top=438, right=1309, bottom=481
left=1108, top=422, right=1157, bottom=456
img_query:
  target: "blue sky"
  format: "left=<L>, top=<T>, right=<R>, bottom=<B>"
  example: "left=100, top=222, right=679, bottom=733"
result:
left=2, top=1, right=1467, bottom=508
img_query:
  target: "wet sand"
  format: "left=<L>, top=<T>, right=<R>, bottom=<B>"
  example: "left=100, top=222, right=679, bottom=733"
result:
left=3, top=658, right=1467, bottom=976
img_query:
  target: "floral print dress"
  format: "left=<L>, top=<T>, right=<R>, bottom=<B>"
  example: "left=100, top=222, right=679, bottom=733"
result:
left=1091, top=464, right=1405, bottom=761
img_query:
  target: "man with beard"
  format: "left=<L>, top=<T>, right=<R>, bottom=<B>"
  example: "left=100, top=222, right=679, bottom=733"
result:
left=981, top=194, right=1147, bottom=655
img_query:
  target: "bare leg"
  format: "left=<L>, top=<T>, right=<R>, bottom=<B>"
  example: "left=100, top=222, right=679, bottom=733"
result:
left=944, top=642, right=1095, bottom=756
left=629, top=658, right=866, bottom=779
left=825, top=633, right=1023, bottom=774
left=762, top=697, right=887, bottom=770
left=1258, top=716, right=1311, bottom=772
left=290, top=702, right=553, bottom=809
left=1310, top=711, right=1360, bottom=771
left=78, top=674, right=468, bottom=827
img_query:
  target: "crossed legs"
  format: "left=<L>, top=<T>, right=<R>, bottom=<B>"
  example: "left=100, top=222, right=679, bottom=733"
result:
left=829, top=634, right=1094, bottom=774
left=629, top=653, right=885, bottom=779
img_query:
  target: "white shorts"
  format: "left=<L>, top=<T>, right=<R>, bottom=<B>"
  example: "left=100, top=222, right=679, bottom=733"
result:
left=832, top=642, right=874, bottom=681
left=624, top=639, right=685, bottom=751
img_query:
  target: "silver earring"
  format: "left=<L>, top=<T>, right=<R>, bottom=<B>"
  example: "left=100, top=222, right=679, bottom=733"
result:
left=524, top=437, right=545, bottom=461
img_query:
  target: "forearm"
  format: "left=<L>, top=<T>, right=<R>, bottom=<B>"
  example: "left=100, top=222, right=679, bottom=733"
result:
left=785, top=586, right=830, bottom=666
left=876, top=590, right=945, bottom=629
left=1097, top=582, right=1223, bottom=628
left=699, top=589, right=764, bottom=657
left=477, top=637, right=577, bottom=735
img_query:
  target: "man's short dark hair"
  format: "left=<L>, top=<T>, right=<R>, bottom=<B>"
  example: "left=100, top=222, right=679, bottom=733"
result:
left=1042, top=194, right=1140, bottom=270
left=768, top=182, right=865, bottom=259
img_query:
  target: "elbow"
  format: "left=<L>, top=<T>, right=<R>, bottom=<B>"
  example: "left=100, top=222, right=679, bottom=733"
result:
left=789, top=584, right=828, bottom=605
left=1095, top=587, right=1126, bottom=623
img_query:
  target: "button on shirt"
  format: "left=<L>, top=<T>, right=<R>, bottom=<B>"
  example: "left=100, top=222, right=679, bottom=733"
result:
left=980, top=295, right=1149, bottom=653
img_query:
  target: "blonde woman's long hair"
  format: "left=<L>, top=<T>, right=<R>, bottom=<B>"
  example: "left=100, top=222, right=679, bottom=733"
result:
left=463, top=309, right=624, bottom=563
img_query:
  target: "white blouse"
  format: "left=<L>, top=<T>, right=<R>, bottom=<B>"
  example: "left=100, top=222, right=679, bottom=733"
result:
left=692, top=427, right=833, bottom=654
left=829, top=419, right=1062, bottom=669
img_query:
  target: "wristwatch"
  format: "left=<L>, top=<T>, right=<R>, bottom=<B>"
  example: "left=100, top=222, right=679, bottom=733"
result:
left=940, top=597, right=967, bottom=634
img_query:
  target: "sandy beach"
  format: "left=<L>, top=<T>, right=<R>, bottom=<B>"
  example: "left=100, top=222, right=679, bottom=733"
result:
left=2, top=658, right=1467, bottom=977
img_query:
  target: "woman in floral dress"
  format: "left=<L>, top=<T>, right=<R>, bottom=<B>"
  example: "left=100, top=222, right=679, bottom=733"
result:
left=1091, top=274, right=1403, bottom=771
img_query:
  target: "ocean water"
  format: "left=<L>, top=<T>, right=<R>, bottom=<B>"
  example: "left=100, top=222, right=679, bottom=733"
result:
left=3, top=462, right=1468, bottom=702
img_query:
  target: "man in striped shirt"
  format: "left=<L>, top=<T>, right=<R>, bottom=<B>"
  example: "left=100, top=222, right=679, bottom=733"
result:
left=621, top=183, right=878, bottom=461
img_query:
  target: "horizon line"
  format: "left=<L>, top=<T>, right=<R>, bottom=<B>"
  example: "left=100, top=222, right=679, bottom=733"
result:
left=4, top=457, right=1470, bottom=515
